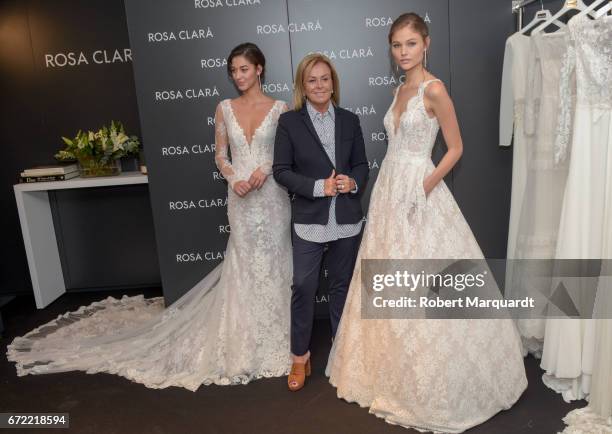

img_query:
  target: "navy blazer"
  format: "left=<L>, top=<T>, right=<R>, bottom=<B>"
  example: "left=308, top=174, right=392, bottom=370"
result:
left=273, top=103, right=369, bottom=225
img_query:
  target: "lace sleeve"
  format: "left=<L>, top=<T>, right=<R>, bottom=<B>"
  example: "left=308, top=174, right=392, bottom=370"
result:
left=214, top=103, right=237, bottom=188
left=258, top=101, right=290, bottom=176
left=554, top=37, right=576, bottom=165
left=523, top=38, right=540, bottom=137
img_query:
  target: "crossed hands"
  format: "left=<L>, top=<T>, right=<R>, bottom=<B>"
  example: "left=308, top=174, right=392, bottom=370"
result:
left=232, top=168, right=267, bottom=197
left=323, top=170, right=356, bottom=197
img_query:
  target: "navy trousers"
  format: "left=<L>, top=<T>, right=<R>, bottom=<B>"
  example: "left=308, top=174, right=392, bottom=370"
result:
left=290, top=227, right=360, bottom=356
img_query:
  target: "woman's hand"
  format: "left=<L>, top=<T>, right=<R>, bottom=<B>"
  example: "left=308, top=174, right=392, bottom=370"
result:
left=423, top=175, right=435, bottom=197
left=324, top=170, right=337, bottom=196
left=248, top=168, right=268, bottom=190
left=335, top=174, right=356, bottom=194
left=233, top=180, right=253, bottom=197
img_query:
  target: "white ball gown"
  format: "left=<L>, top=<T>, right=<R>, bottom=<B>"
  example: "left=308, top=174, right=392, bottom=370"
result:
left=6, top=99, right=293, bottom=391
left=325, top=79, right=528, bottom=433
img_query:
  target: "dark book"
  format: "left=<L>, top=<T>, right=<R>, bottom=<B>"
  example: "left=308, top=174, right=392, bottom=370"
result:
left=19, top=172, right=80, bottom=183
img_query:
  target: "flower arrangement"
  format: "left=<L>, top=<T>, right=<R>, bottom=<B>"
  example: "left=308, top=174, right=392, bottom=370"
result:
left=55, top=121, right=140, bottom=177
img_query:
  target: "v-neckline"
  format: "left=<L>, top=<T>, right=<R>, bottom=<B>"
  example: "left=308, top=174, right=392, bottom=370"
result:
left=390, top=82, right=423, bottom=137
left=227, top=99, right=278, bottom=148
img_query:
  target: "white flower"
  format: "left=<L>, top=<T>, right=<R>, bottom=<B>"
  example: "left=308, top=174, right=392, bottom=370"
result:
left=117, top=132, right=129, bottom=144
left=111, top=131, right=124, bottom=152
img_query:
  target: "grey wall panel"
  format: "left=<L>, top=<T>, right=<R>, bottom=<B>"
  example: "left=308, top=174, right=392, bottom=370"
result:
left=448, top=0, right=515, bottom=258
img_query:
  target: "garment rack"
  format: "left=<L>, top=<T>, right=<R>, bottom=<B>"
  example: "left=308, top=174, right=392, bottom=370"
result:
left=512, top=0, right=586, bottom=30
left=513, top=0, right=547, bottom=12
left=512, top=0, right=558, bottom=29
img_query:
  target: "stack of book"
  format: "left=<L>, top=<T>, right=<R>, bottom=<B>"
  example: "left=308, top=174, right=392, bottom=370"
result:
left=19, top=164, right=80, bottom=183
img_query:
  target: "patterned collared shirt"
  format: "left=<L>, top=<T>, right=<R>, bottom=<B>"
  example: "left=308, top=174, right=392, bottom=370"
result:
left=293, top=100, right=363, bottom=243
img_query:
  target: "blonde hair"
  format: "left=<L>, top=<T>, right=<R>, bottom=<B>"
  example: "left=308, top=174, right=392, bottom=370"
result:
left=293, top=53, right=340, bottom=110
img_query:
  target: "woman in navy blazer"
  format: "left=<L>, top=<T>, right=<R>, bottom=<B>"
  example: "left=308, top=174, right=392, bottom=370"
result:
left=273, top=53, right=369, bottom=391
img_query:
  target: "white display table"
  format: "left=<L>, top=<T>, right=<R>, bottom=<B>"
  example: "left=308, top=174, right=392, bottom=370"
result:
left=14, top=172, right=148, bottom=308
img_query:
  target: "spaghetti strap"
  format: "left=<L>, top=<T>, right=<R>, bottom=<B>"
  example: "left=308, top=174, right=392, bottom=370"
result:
left=418, top=79, right=442, bottom=99
left=424, top=78, right=442, bottom=86
left=420, top=78, right=442, bottom=92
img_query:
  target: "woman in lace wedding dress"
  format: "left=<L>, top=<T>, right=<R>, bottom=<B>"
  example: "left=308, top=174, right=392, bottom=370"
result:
left=326, top=14, right=527, bottom=433
left=6, top=43, right=293, bottom=391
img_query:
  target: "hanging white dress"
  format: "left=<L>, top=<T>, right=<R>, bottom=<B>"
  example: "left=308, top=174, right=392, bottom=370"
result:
left=6, top=99, right=293, bottom=391
left=499, top=33, right=545, bottom=356
left=499, top=33, right=532, bottom=262
left=541, top=14, right=612, bottom=403
left=326, top=79, right=527, bottom=434
left=557, top=13, right=612, bottom=434
left=509, top=31, right=570, bottom=358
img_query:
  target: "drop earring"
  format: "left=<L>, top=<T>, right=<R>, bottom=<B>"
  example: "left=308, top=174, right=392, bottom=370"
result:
left=423, top=49, right=428, bottom=69
left=257, top=73, right=262, bottom=90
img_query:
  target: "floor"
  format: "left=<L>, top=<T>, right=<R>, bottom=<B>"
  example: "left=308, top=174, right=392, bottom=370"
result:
left=0, top=288, right=585, bottom=434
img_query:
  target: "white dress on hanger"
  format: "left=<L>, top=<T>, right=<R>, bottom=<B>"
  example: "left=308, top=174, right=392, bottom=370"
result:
left=326, top=79, right=527, bottom=434
left=499, top=32, right=531, bottom=263
left=557, top=13, right=612, bottom=434
left=541, top=14, right=612, bottom=403
left=6, top=99, right=293, bottom=391
left=499, top=33, right=546, bottom=356
left=509, top=31, right=570, bottom=358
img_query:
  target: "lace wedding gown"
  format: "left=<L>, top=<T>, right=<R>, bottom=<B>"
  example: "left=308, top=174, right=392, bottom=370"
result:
left=508, top=31, right=570, bottom=358
left=326, top=79, right=527, bottom=433
left=550, top=13, right=612, bottom=434
left=6, top=99, right=293, bottom=391
left=541, top=13, right=612, bottom=405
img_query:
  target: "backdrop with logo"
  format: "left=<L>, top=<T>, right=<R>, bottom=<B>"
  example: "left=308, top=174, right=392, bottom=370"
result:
left=0, top=0, right=562, bottom=305
left=123, top=0, right=451, bottom=310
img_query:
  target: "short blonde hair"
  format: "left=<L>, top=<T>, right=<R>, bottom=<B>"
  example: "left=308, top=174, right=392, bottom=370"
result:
left=293, top=53, right=340, bottom=110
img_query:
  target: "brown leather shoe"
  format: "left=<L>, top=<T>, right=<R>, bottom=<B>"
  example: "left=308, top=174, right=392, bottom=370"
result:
left=287, top=358, right=311, bottom=391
